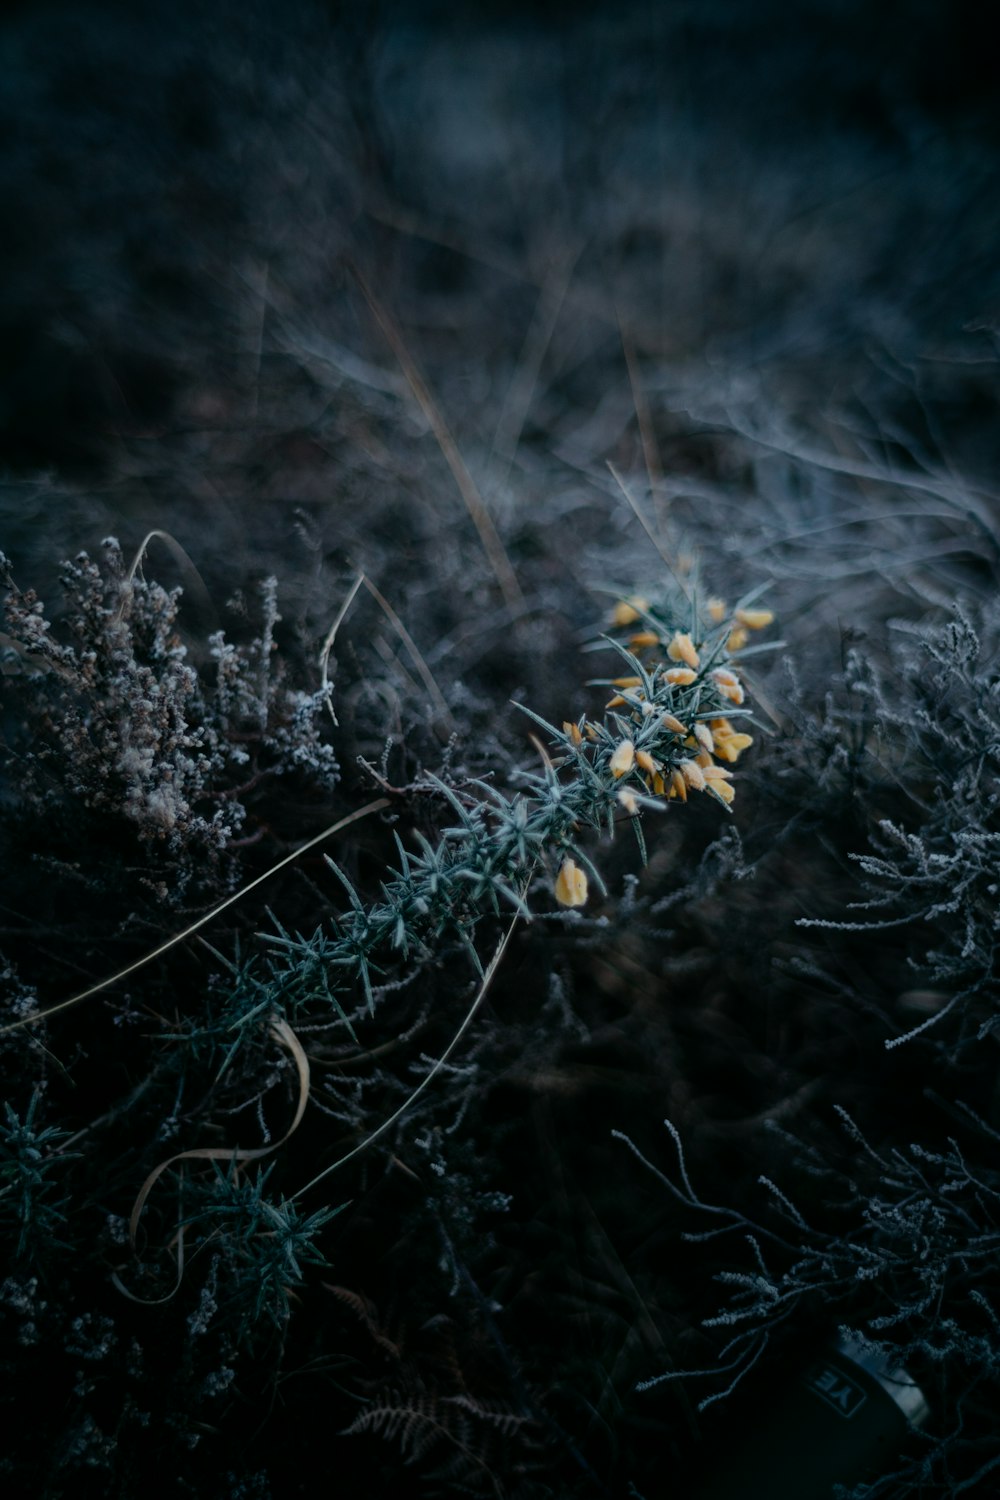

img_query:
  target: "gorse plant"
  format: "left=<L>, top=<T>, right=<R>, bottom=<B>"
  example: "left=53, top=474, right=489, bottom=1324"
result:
left=246, top=579, right=772, bottom=1040
left=0, top=538, right=776, bottom=1496
left=173, top=1162, right=344, bottom=1340
left=0, top=1092, right=77, bottom=1263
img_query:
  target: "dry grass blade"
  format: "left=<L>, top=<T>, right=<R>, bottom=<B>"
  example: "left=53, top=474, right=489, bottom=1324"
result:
left=319, top=571, right=366, bottom=727
left=618, top=313, right=665, bottom=517
left=490, top=251, right=577, bottom=486
left=347, top=261, right=525, bottom=617
left=0, top=799, right=390, bottom=1035
left=607, top=462, right=686, bottom=588
left=118, top=529, right=215, bottom=624
left=360, top=573, right=456, bottom=732
left=112, top=1017, right=310, bottom=1304
left=291, top=905, right=525, bottom=1201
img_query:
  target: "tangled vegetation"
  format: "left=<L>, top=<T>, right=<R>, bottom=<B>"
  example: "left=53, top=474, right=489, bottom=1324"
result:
left=3, top=2, right=1000, bottom=1497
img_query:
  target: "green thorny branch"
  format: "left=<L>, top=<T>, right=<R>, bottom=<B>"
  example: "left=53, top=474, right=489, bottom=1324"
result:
left=259, top=583, right=775, bottom=1037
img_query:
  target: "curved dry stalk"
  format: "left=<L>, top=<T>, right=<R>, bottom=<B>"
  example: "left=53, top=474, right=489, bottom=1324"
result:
left=318, top=571, right=366, bottom=726
left=290, top=905, right=524, bottom=1202
left=113, top=1016, right=309, bottom=1304
left=0, top=799, right=390, bottom=1035
left=118, top=528, right=214, bottom=624
left=360, top=574, right=456, bottom=731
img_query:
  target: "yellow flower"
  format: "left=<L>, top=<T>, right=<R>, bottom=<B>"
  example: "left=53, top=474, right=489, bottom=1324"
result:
left=609, top=740, right=636, bottom=778
left=555, top=857, right=589, bottom=908
left=667, top=631, right=700, bottom=669
left=707, top=597, right=727, bottom=623
left=660, top=713, right=687, bottom=735
left=727, top=627, right=749, bottom=651
left=715, top=733, right=752, bottom=763
left=735, top=608, right=774, bottom=630
left=710, top=717, right=754, bottom=763
left=705, top=778, right=735, bottom=805
left=668, top=768, right=687, bottom=801
left=617, top=788, right=640, bottom=816
left=679, top=759, right=706, bottom=790
left=693, top=722, right=714, bottom=754
left=664, top=667, right=697, bottom=686
left=628, top=630, right=660, bottom=649
left=611, top=597, right=648, bottom=628
left=635, top=749, right=659, bottom=774
left=711, top=667, right=744, bottom=705
left=562, top=720, right=584, bottom=747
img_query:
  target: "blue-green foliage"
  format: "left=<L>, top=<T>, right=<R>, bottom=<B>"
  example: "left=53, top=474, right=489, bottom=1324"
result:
left=0, top=1093, right=77, bottom=1261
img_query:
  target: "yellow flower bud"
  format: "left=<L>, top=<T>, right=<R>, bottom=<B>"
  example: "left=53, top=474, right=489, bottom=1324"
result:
left=609, top=740, right=636, bottom=778
left=711, top=667, right=744, bottom=705
left=707, top=597, right=727, bottom=623
left=555, top=857, right=589, bottom=908
left=735, top=608, right=774, bottom=630
left=611, top=597, right=648, bottom=628
left=661, top=713, right=688, bottom=735
left=563, top=721, right=584, bottom=747
left=694, top=722, right=714, bottom=754
left=680, top=759, right=706, bottom=790
left=667, top=631, right=700, bottom=669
